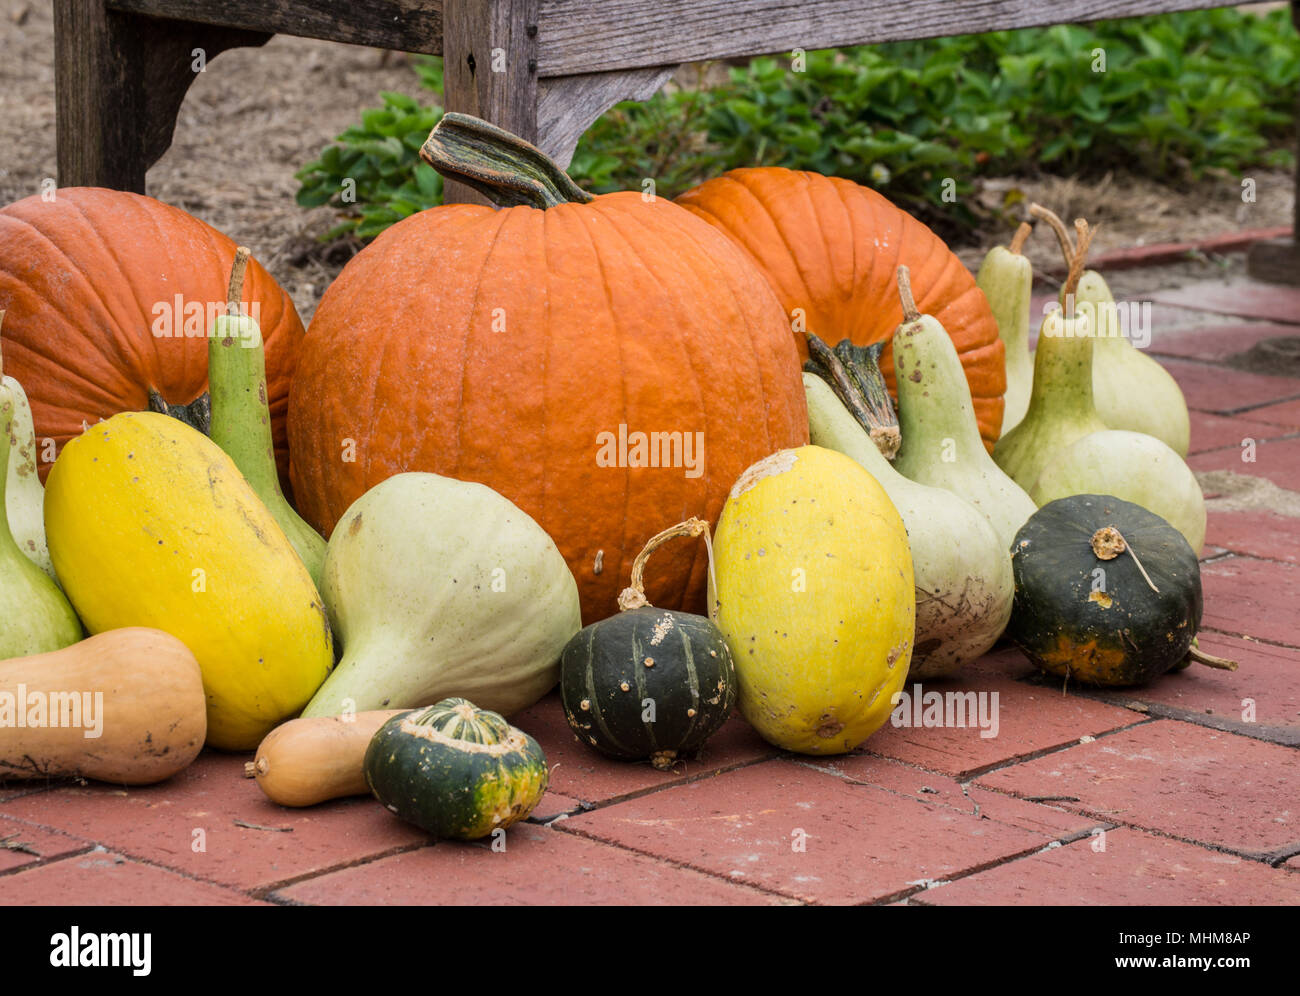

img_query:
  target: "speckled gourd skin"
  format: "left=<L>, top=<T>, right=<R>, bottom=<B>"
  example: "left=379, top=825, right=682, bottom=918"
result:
left=2, top=371, right=54, bottom=579
left=891, top=310, right=1036, bottom=552
left=1009, top=494, right=1202, bottom=686
left=709, top=445, right=914, bottom=754
left=560, top=606, right=737, bottom=766
left=364, top=698, right=549, bottom=840
left=805, top=374, right=1011, bottom=679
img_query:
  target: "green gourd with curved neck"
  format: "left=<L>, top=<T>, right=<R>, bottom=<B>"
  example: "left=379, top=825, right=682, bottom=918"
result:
left=0, top=333, right=83, bottom=659
left=889, top=268, right=1036, bottom=552
left=1074, top=269, right=1190, bottom=457
left=208, top=249, right=326, bottom=587
left=976, top=222, right=1035, bottom=436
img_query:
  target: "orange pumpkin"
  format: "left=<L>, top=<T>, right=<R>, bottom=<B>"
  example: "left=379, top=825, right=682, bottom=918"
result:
left=0, top=188, right=305, bottom=483
left=677, top=168, right=1006, bottom=449
left=287, top=114, right=808, bottom=624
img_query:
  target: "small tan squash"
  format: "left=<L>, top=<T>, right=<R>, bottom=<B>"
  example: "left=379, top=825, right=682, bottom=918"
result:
left=246, top=709, right=407, bottom=807
left=0, top=628, right=206, bottom=785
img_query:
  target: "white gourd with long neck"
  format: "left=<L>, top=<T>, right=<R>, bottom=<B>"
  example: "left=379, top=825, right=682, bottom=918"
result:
left=976, top=222, right=1035, bottom=436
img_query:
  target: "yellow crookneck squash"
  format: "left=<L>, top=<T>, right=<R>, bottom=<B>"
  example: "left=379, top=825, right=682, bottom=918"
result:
left=43, top=411, right=333, bottom=750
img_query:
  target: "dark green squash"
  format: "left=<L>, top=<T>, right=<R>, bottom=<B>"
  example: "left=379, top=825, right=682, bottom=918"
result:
left=364, top=697, right=548, bottom=840
left=560, top=518, right=737, bottom=770
left=1008, top=494, right=1235, bottom=686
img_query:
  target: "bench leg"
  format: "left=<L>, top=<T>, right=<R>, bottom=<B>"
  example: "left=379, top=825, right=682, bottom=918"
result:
left=54, top=1, right=269, bottom=192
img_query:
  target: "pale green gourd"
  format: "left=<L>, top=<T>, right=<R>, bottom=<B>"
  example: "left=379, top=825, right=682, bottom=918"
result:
left=1076, top=270, right=1190, bottom=457
left=993, top=216, right=1106, bottom=492
left=1034, top=207, right=1191, bottom=458
left=0, top=334, right=83, bottom=659
left=1, top=313, right=54, bottom=580
left=303, top=472, right=582, bottom=718
left=208, top=249, right=326, bottom=586
left=890, top=268, right=1036, bottom=552
left=805, top=371, right=1012, bottom=678
left=1030, top=430, right=1206, bottom=553
left=976, top=222, right=1035, bottom=436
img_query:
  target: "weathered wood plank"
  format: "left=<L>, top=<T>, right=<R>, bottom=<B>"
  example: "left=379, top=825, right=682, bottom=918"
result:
left=56, top=1, right=269, bottom=191
left=537, top=65, right=678, bottom=169
left=1246, top=0, right=1300, bottom=286
left=107, top=0, right=444, bottom=54
left=442, top=0, right=539, bottom=203
left=536, top=0, right=1233, bottom=76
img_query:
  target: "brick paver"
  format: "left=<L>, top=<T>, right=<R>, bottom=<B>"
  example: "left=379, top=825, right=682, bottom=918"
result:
left=1149, top=279, right=1300, bottom=325
left=1187, top=411, right=1292, bottom=455
left=1163, top=359, right=1300, bottom=416
left=1199, top=556, right=1300, bottom=649
left=0, top=816, right=89, bottom=873
left=275, top=822, right=793, bottom=906
left=0, top=752, right=427, bottom=891
left=1146, top=322, right=1298, bottom=363
left=0, top=850, right=266, bottom=905
left=562, top=758, right=1053, bottom=904
left=976, top=719, right=1300, bottom=857
left=914, top=827, right=1300, bottom=905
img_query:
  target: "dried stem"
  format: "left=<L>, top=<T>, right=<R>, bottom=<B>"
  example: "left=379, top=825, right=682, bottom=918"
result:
left=1008, top=221, right=1032, bottom=255
left=618, top=517, right=709, bottom=612
left=227, top=246, right=251, bottom=313
left=896, top=265, right=920, bottom=323
left=1187, top=643, right=1239, bottom=672
left=1029, top=203, right=1074, bottom=269
left=1062, top=218, right=1095, bottom=301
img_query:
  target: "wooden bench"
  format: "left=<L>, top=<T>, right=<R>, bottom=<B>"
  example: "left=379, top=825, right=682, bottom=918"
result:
left=53, top=0, right=1298, bottom=280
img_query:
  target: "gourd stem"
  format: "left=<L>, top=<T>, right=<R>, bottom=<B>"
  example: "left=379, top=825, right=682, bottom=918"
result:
left=618, top=517, right=709, bottom=612
left=1029, top=203, right=1074, bottom=269
left=896, top=265, right=921, bottom=323
left=227, top=246, right=250, bottom=313
left=420, top=112, right=595, bottom=209
left=1063, top=218, right=1095, bottom=302
left=803, top=333, right=900, bottom=459
left=1091, top=526, right=1158, bottom=593
left=1008, top=221, right=1032, bottom=255
left=1187, top=644, right=1239, bottom=672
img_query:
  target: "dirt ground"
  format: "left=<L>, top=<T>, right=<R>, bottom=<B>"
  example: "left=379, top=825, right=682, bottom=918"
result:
left=1, top=2, right=1294, bottom=321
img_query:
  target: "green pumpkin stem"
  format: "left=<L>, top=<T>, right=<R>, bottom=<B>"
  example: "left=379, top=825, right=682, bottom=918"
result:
left=1186, top=641, right=1239, bottom=672
left=803, top=333, right=900, bottom=459
left=1008, top=221, right=1032, bottom=255
left=420, top=112, right=595, bottom=209
left=618, top=517, right=709, bottom=612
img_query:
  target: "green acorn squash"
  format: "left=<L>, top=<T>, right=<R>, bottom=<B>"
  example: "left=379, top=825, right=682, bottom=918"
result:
left=1008, top=494, right=1235, bottom=686
left=560, top=518, right=738, bottom=769
left=364, top=697, right=549, bottom=840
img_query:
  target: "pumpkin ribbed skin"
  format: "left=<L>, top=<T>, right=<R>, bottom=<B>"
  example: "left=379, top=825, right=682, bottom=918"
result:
left=0, top=188, right=305, bottom=484
left=288, top=192, right=809, bottom=623
left=1009, top=494, right=1202, bottom=686
left=560, top=606, right=737, bottom=768
left=677, top=169, right=1005, bottom=449
left=364, top=698, right=549, bottom=840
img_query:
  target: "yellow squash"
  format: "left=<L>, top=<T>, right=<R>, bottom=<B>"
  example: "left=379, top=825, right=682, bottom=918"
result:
left=44, top=411, right=333, bottom=750
left=709, top=445, right=915, bottom=754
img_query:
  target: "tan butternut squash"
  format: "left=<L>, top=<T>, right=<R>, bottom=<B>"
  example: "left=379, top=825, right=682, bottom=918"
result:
left=0, top=628, right=206, bottom=785
left=245, top=709, right=406, bottom=807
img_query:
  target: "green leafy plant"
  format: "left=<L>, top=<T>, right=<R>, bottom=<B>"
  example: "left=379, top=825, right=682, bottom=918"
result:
left=297, top=8, right=1299, bottom=242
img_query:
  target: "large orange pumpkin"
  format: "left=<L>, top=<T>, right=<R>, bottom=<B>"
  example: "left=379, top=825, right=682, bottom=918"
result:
left=288, top=114, right=808, bottom=624
left=0, top=188, right=305, bottom=482
left=677, top=169, right=1006, bottom=449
